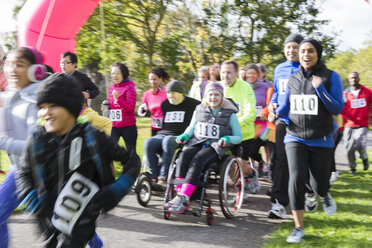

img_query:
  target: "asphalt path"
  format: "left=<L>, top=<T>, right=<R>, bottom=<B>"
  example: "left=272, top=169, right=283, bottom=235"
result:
left=8, top=131, right=371, bottom=248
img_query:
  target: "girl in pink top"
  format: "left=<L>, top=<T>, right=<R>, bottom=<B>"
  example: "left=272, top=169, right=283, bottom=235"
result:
left=108, top=62, right=137, bottom=154
left=138, top=68, right=170, bottom=136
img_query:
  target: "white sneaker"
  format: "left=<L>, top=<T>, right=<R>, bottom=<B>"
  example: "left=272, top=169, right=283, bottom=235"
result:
left=321, top=193, right=337, bottom=216
left=268, top=199, right=287, bottom=219
left=305, top=193, right=318, bottom=212
left=168, top=194, right=190, bottom=213
left=247, top=168, right=260, bottom=194
left=286, top=227, right=305, bottom=243
left=330, top=171, right=339, bottom=183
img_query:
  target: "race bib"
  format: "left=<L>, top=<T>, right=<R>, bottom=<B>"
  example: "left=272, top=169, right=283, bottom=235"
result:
left=350, top=98, right=366, bottom=109
left=290, top=94, right=318, bottom=115
left=278, top=79, right=288, bottom=95
left=52, top=172, right=99, bottom=235
left=255, top=106, right=263, bottom=117
left=152, top=117, right=163, bottom=129
left=164, top=111, right=185, bottom=123
left=195, top=122, right=220, bottom=139
left=109, top=109, right=122, bottom=121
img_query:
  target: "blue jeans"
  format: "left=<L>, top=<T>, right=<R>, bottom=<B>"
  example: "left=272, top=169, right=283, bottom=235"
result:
left=143, top=135, right=177, bottom=179
left=0, top=166, right=20, bottom=248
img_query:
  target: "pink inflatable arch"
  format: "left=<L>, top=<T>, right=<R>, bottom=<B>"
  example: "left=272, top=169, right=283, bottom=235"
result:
left=17, top=0, right=102, bottom=72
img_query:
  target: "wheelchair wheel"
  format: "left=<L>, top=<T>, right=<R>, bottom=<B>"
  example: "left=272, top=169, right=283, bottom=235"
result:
left=219, top=155, right=245, bottom=219
left=206, top=208, right=213, bottom=225
left=136, top=175, right=152, bottom=207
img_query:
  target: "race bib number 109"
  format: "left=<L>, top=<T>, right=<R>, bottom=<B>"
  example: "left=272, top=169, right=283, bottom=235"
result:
left=195, top=122, right=220, bottom=139
left=52, top=172, right=99, bottom=235
left=290, top=94, right=318, bottom=115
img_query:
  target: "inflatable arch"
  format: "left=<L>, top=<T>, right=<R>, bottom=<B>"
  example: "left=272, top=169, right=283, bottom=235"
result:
left=17, top=0, right=102, bottom=72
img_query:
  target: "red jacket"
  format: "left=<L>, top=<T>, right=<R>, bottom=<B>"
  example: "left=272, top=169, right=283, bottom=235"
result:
left=108, top=80, right=137, bottom=128
left=341, top=84, right=372, bottom=127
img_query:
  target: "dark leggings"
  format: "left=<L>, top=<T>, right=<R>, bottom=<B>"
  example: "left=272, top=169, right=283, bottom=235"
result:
left=176, top=145, right=219, bottom=182
left=330, top=130, right=343, bottom=173
left=111, top=125, right=138, bottom=155
left=240, top=138, right=264, bottom=161
left=286, top=142, right=332, bottom=210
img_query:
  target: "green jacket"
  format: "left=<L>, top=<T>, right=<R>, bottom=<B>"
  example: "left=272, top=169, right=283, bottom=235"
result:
left=223, top=78, right=256, bottom=140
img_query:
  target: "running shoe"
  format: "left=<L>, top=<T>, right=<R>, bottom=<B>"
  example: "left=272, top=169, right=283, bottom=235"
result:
left=304, top=193, right=318, bottom=212
left=349, top=169, right=356, bottom=175
left=363, top=159, right=369, bottom=171
left=329, top=171, right=339, bottom=183
left=247, top=168, right=260, bottom=194
left=321, top=193, right=337, bottom=216
left=242, top=179, right=249, bottom=201
left=167, top=194, right=190, bottom=213
left=268, top=199, right=287, bottom=219
left=286, top=227, right=305, bottom=243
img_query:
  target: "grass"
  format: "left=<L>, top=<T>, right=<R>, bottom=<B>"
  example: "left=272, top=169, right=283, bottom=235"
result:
left=263, top=149, right=372, bottom=248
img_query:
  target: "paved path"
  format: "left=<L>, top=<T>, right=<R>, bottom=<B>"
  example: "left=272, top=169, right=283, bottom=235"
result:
left=8, top=132, right=372, bottom=247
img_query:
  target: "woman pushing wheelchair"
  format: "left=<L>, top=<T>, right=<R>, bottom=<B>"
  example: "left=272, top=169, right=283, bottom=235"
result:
left=165, top=82, right=242, bottom=213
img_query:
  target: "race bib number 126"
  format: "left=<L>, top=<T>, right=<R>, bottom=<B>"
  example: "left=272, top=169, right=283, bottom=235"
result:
left=290, top=94, right=318, bottom=115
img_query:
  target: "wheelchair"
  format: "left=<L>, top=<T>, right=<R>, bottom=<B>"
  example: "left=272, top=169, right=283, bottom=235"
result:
left=163, top=145, right=245, bottom=225
left=134, top=150, right=180, bottom=207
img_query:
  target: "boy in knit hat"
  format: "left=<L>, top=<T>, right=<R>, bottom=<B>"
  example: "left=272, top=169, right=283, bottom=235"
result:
left=16, top=73, right=140, bottom=247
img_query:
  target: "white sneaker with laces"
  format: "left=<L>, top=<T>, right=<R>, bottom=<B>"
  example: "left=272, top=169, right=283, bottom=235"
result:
left=247, top=168, right=260, bottom=194
left=168, top=194, right=190, bottom=213
left=321, top=193, right=337, bottom=216
left=286, top=227, right=304, bottom=243
left=305, top=193, right=318, bottom=212
left=268, top=199, right=287, bottom=219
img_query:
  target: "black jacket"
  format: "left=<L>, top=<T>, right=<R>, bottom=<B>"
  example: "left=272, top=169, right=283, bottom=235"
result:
left=71, top=70, right=99, bottom=99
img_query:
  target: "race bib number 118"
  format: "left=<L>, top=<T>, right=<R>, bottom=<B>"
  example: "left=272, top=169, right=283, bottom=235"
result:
left=195, top=122, right=220, bottom=139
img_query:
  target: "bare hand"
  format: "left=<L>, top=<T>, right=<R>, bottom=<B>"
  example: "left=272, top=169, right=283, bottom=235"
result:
left=260, top=113, right=268, bottom=121
left=268, top=103, right=277, bottom=114
left=82, top=91, right=90, bottom=99
left=112, top=90, right=119, bottom=100
left=312, top=75, right=322, bottom=88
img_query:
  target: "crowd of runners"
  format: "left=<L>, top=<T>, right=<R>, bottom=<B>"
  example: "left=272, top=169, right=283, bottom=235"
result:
left=0, top=32, right=371, bottom=247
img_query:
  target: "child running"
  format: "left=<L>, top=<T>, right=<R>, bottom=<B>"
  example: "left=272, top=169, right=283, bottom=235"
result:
left=16, top=73, right=140, bottom=247
left=165, top=82, right=242, bottom=213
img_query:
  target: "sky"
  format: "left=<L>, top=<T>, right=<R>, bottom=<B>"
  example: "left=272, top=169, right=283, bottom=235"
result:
left=0, top=0, right=371, bottom=51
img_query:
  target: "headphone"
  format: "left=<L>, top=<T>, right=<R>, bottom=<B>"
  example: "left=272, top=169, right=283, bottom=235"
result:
left=26, top=46, right=47, bottom=82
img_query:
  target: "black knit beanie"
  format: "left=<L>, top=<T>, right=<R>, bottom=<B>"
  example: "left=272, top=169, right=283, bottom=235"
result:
left=37, top=73, right=83, bottom=118
left=299, top=38, right=323, bottom=60
left=166, top=80, right=184, bottom=94
left=284, top=33, right=304, bottom=47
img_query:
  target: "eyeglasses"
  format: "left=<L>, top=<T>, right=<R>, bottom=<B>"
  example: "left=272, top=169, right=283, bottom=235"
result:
left=60, top=61, right=73, bottom=65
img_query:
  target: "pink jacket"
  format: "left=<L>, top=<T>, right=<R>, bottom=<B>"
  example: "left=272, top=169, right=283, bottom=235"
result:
left=108, top=80, right=137, bottom=128
left=141, top=87, right=167, bottom=130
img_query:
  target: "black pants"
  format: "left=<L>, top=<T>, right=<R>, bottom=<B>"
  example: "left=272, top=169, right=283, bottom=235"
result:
left=176, top=145, right=219, bottom=183
left=286, top=142, right=332, bottom=210
left=240, top=138, right=264, bottom=161
left=111, top=125, right=138, bottom=155
left=266, top=140, right=276, bottom=176
left=270, top=120, right=289, bottom=206
left=330, top=130, right=343, bottom=173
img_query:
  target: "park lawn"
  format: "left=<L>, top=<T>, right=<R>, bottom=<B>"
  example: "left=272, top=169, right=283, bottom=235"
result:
left=263, top=149, right=372, bottom=248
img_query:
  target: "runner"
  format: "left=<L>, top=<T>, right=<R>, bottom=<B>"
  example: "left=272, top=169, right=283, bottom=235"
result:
left=341, top=72, right=372, bottom=174
left=16, top=73, right=140, bottom=247
left=189, top=66, right=210, bottom=101
left=165, top=82, right=242, bottom=213
left=108, top=62, right=137, bottom=154
left=138, top=68, right=169, bottom=136
left=275, top=38, right=344, bottom=243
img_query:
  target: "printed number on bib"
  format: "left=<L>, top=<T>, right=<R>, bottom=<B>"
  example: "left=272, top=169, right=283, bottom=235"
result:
left=52, top=172, right=99, bottom=235
left=109, top=109, right=122, bottom=121
left=278, top=79, right=288, bottom=95
left=196, top=122, right=220, bottom=139
left=164, top=111, right=185, bottom=123
left=152, top=117, right=163, bottom=129
left=290, top=94, right=318, bottom=115
left=255, top=106, right=263, bottom=117
left=350, top=98, right=366, bottom=109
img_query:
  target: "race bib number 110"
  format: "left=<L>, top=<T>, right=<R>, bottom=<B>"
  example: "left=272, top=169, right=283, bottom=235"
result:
left=290, top=94, right=318, bottom=115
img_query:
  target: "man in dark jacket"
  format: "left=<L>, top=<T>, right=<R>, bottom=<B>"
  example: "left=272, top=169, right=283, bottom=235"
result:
left=16, top=73, right=140, bottom=247
left=60, top=51, right=99, bottom=99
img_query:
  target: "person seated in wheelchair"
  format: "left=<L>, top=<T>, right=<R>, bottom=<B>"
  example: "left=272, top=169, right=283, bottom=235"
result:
left=143, top=80, right=200, bottom=187
left=165, top=82, right=242, bottom=213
